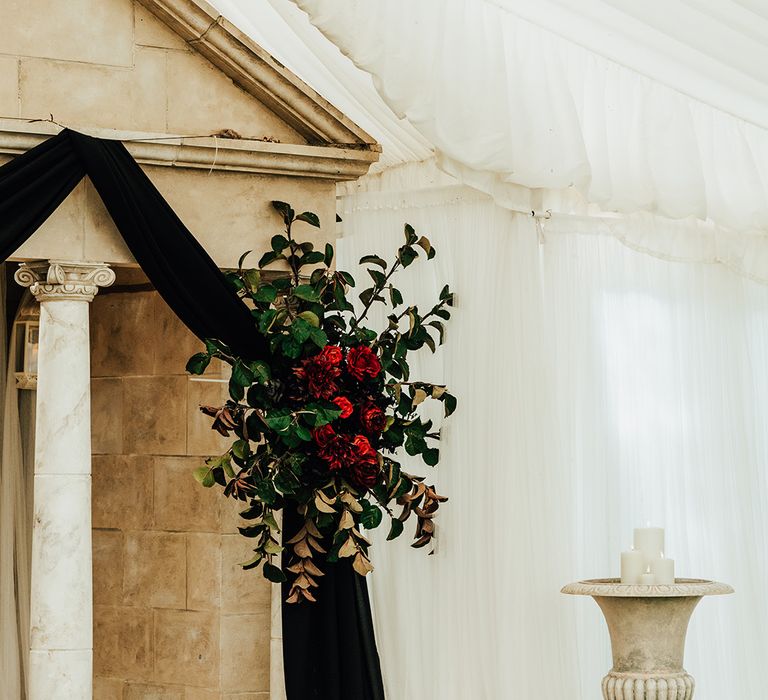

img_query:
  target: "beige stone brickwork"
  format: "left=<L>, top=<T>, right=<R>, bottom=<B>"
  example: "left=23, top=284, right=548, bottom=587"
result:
left=1, top=0, right=340, bottom=269
left=90, top=282, right=272, bottom=699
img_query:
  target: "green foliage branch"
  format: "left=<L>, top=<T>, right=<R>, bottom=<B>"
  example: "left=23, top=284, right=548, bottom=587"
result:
left=187, top=201, right=456, bottom=603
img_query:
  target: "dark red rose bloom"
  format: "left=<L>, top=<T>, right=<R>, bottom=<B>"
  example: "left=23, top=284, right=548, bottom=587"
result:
left=360, top=402, right=386, bottom=436
left=350, top=435, right=380, bottom=488
left=346, top=345, right=381, bottom=381
left=332, top=396, right=354, bottom=419
left=312, top=424, right=335, bottom=448
left=295, top=356, right=341, bottom=400
left=317, top=432, right=355, bottom=472
left=317, top=345, right=343, bottom=366
left=351, top=435, right=378, bottom=463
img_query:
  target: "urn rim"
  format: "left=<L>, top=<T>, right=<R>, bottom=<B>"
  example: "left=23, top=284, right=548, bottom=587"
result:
left=561, top=577, right=734, bottom=598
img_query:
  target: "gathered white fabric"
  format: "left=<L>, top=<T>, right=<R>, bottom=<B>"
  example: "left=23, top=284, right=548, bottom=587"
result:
left=283, top=0, right=768, bottom=237
left=0, top=288, right=35, bottom=700
left=337, top=188, right=768, bottom=700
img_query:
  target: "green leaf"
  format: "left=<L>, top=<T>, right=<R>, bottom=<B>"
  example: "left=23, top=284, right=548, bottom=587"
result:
left=443, top=393, right=457, bottom=417
left=222, top=457, right=236, bottom=478
left=228, top=377, right=244, bottom=402
left=389, top=287, right=403, bottom=308
left=239, top=503, right=263, bottom=520
left=279, top=336, right=301, bottom=359
left=263, top=510, right=281, bottom=531
left=240, top=553, right=263, bottom=571
left=423, top=447, right=439, bottom=466
left=264, top=409, right=293, bottom=432
left=295, top=211, right=320, bottom=227
left=387, top=518, right=404, bottom=540
left=359, top=255, right=387, bottom=269
left=416, top=235, right=436, bottom=259
left=398, top=246, right=418, bottom=267
left=242, top=268, right=261, bottom=293
left=302, top=401, right=342, bottom=427
left=293, top=284, right=321, bottom=302
left=439, top=284, right=451, bottom=301
left=302, top=251, right=325, bottom=265
left=193, top=466, right=215, bottom=488
left=298, top=310, right=320, bottom=328
left=360, top=502, right=383, bottom=529
left=238, top=524, right=265, bottom=538
left=367, top=268, right=387, bottom=287
left=324, top=243, right=334, bottom=266
left=263, top=562, right=288, bottom=583
left=254, top=284, right=277, bottom=303
left=271, top=234, right=289, bottom=252
left=290, top=317, right=312, bottom=343
left=186, top=352, right=210, bottom=375
left=259, top=251, right=282, bottom=268
left=308, top=326, right=329, bottom=349
left=339, top=271, right=356, bottom=287
left=249, top=360, right=271, bottom=384
left=232, top=439, right=249, bottom=460
left=271, top=200, right=294, bottom=224
left=224, top=271, right=244, bottom=292
left=237, top=250, right=252, bottom=270
left=232, top=360, right=254, bottom=388
left=258, top=309, right=278, bottom=334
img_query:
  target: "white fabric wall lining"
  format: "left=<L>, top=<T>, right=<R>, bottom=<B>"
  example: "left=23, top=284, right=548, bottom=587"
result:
left=337, top=187, right=768, bottom=700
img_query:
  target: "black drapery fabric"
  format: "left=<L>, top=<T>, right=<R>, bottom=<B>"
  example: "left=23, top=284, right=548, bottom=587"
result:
left=282, top=507, right=386, bottom=700
left=0, top=128, right=266, bottom=358
left=0, top=128, right=385, bottom=700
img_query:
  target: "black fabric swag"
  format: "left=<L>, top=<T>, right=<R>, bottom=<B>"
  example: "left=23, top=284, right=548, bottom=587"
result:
left=0, top=128, right=385, bottom=700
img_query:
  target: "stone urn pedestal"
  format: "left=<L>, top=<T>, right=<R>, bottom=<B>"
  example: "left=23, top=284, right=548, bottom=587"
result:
left=562, top=579, right=733, bottom=700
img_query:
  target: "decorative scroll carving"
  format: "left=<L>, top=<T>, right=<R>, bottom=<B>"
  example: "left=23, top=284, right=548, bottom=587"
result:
left=14, top=260, right=116, bottom=302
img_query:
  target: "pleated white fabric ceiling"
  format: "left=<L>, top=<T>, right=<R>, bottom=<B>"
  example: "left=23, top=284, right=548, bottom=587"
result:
left=211, top=0, right=768, bottom=238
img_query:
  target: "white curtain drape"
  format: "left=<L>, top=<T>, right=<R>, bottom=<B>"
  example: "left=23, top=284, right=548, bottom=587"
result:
left=0, top=285, right=36, bottom=700
left=290, top=0, right=768, bottom=237
left=337, top=188, right=768, bottom=700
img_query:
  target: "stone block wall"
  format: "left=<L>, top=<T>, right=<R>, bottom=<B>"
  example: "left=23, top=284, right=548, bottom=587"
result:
left=90, top=277, right=272, bottom=700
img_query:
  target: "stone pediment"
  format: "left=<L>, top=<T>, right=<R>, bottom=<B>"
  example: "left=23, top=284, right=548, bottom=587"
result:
left=138, top=0, right=377, bottom=149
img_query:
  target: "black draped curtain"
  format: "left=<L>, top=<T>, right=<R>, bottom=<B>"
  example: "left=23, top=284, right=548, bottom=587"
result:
left=0, top=128, right=385, bottom=700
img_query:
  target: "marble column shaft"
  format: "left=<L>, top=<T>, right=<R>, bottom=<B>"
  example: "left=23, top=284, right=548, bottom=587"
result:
left=15, top=261, right=115, bottom=700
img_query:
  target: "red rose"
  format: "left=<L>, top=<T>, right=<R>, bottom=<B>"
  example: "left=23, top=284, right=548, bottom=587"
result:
left=312, top=424, right=335, bottom=447
left=360, top=402, right=386, bottom=436
left=332, top=396, right=354, bottom=419
left=315, top=426, right=358, bottom=472
left=295, top=356, right=341, bottom=400
left=351, top=435, right=378, bottom=463
left=350, top=435, right=380, bottom=488
left=318, top=345, right=343, bottom=366
left=346, top=346, right=381, bottom=381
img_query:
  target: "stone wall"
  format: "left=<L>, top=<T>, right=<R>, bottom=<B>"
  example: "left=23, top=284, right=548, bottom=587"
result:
left=90, top=273, right=272, bottom=700
left=0, top=0, right=339, bottom=268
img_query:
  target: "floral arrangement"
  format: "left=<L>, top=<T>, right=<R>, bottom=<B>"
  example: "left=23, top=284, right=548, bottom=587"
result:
left=187, top=201, right=456, bottom=603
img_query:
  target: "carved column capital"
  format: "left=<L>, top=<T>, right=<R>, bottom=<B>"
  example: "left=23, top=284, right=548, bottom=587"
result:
left=15, top=260, right=115, bottom=302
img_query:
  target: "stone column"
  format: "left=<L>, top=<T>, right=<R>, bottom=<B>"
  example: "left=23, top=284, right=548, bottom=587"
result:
left=15, top=261, right=115, bottom=700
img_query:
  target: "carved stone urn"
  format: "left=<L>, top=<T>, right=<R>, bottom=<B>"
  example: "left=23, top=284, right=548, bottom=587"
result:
left=562, top=578, right=733, bottom=700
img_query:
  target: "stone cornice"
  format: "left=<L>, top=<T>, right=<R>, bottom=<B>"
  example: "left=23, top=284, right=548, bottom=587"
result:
left=0, top=120, right=379, bottom=180
left=15, top=260, right=116, bottom=302
left=138, top=0, right=380, bottom=150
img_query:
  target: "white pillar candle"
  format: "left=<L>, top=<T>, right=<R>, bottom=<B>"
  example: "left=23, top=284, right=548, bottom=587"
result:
left=634, top=526, right=665, bottom=568
left=640, top=572, right=656, bottom=585
left=650, top=556, right=675, bottom=585
left=621, top=549, right=645, bottom=584
left=16, top=261, right=115, bottom=700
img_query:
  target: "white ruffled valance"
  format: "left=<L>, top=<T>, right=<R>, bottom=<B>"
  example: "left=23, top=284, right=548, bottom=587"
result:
left=290, top=0, right=768, bottom=236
